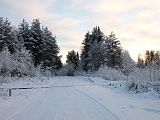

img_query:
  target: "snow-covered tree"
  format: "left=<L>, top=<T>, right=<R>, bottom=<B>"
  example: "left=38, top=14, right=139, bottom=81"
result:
left=144, top=50, right=160, bottom=66
left=89, top=41, right=105, bottom=71
left=121, top=50, right=135, bottom=67
left=30, top=19, right=44, bottom=66
left=154, top=51, right=160, bottom=66
left=0, top=48, right=34, bottom=77
left=104, top=32, right=122, bottom=68
left=91, top=26, right=104, bottom=43
left=81, top=26, right=105, bottom=72
left=66, top=50, right=79, bottom=71
left=18, top=19, right=31, bottom=51
left=0, top=49, right=14, bottom=76
left=0, top=17, right=63, bottom=77
left=42, top=27, right=62, bottom=71
left=81, top=32, right=92, bottom=72
left=0, top=17, right=17, bottom=54
left=13, top=48, right=35, bottom=77
left=145, top=50, right=155, bottom=65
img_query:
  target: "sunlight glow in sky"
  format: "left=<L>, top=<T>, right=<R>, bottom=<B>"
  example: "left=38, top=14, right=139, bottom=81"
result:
left=0, top=0, right=160, bottom=62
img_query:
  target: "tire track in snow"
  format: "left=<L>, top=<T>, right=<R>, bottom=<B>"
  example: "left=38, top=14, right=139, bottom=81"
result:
left=72, top=79, right=120, bottom=120
left=5, top=77, right=119, bottom=120
left=5, top=89, right=47, bottom=120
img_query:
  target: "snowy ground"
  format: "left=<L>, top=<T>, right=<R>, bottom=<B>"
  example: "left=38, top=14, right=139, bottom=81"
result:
left=0, top=76, right=160, bottom=120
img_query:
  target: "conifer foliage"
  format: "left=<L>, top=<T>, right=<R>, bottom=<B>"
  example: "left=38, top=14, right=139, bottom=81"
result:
left=104, top=32, right=122, bottom=68
left=0, top=17, right=62, bottom=76
left=81, top=27, right=122, bottom=72
left=137, top=50, right=160, bottom=68
left=18, top=19, right=31, bottom=51
left=66, top=50, right=79, bottom=70
left=42, top=27, right=62, bottom=70
left=0, top=17, right=17, bottom=54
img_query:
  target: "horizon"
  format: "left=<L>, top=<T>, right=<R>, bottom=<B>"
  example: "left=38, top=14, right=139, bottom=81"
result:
left=0, top=0, right=160, bottom=63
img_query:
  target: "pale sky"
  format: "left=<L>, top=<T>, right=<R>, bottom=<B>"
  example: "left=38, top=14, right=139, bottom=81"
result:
left=0, top=0, right=160, bottom=62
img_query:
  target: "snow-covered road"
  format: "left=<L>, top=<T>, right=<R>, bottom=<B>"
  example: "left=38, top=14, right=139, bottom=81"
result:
left=8, top=87, right=119, bottom=120
left=4, top=77, right=118, bottom=120
left=0, top=76, right=160, bottom=120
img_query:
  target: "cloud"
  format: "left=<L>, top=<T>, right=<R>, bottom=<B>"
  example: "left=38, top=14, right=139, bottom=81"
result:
left=0, top=0, right=55, bottom=18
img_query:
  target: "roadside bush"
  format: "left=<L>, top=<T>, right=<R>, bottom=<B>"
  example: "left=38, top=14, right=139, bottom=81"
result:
left=91, top=66, right=126, bottom=81
left=0, top=49, right=35, bottom=78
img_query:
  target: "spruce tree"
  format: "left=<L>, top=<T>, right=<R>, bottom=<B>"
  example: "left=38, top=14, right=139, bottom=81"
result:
left=42, top=27, right=62, bottom=71
left=30, top=19, right=44, bottom=66
left=81, top=32, right=92, bottom=71
left=145, top=50, right=156, bottom=65
left=104, top=32, right=122, bottom=68
left=18, top=19, right=31, bottom=51
left=154, top=51, right=160, bottom=66
left=0, top=17, right=17, bottom=54
left=81, top=26, right=105, bottom=72
left=66, top=50, right=79, bottom=70
left=91, top=26, right=104, bottom=43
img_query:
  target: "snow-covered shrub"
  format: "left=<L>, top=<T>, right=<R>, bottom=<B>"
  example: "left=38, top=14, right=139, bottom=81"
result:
left=125, top=67, right=160, bottom=93
left=0, top=49, right=35, bottom=78
left=149, top=82, right=160, bottom=94
left=125, top=79, right=149, bottom=93
left=91, top=66, right=126, bottom=81
left=91, top=65, right=160, bottom=94
left=0, top=49, right=17, bottom=76
left=13, top=48, right=35, bottom=77
left=130, top=67, right=160, bottom=82
left=33, top=64, right=43, bottom=77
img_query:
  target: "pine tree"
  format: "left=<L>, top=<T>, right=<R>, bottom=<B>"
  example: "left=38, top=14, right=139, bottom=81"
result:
left=89, top=26, right=105, bottom=71
left=76, top=52, right=80, bottom=69
left=104, top=32, right=122, bottom=68
left=18, top=19, right=31, bottom=51
left=42, top=27, right=62, bottom=71
left=65, top=50, right=79, bottom=76
left=144, top=50, right=160, bottom=67
left=91, top=26, right=104, bottom=43
left=154, top=51, right=160, bottom=66
left=0, top=17, right=17, bottom=54
left=30, top=19, right=44, bottom=66
left=54, top=56, right=63, bottom=70
left=89, top=41, right=105, bottom=71
left=66, top=50, right=79, bottom=70
left=145, top=50, right=156, bottom=65
left=81, top=32, right=92, bottom=71
left=81, top=26, right=105, bottom=72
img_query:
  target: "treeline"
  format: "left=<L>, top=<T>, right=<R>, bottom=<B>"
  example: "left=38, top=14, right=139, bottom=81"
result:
left=137, top=51, right=160, bottom=68
left=0, top=17, right=62, bottom=77
left=0, top=17, right=159, bottom=78
left=64, top=26, right=160, bottom=84
left=64, top=26, right=133, bottom=75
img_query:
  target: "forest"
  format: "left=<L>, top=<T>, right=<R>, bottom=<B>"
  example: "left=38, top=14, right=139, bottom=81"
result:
left=0, top=17, right=160, bottom=93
